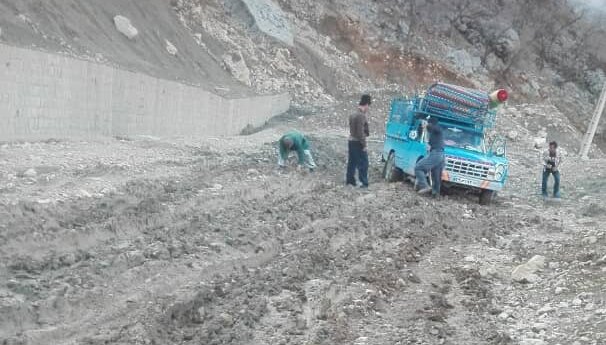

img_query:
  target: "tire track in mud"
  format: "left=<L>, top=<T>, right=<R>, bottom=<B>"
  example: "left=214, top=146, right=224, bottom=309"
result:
left=0, top=154, right=313, bottom=344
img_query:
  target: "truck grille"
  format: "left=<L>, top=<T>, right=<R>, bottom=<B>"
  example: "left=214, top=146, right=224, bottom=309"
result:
left=445, top=156, right=490, bottom=179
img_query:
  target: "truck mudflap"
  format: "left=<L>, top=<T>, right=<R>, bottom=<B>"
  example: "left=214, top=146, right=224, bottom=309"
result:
left=441, top=170, right=503, bottom=191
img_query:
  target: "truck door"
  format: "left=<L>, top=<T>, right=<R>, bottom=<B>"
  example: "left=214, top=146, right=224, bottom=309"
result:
left=402, top=118, right=429, bottom=174
left=386, top=100, right=412, bottom=170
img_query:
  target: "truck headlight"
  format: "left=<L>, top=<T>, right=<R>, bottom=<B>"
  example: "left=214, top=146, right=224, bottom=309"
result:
left=495, top=146, right=505, bottom=156
left=494, top=164, right=506, bottom=181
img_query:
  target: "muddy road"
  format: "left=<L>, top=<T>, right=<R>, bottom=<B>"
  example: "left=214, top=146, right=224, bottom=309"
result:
left=1, top=108, right=605, bottom=345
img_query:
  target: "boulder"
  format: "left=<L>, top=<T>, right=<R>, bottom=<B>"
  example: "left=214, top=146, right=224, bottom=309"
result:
left=506, top=130, right=518, bottom=141
left=223, top=52, right=252, bottom=86
left=165, top=40, right=178, bottom=56
left=447, top=49, right=481, bottom=75
left=511, top=255, right=545, bottom=283
left=584, top=69, right=605, bottom=95
left=494, top=28, right=520, bottom=59
left=114, top=15, right=138, bottom=40
left=22, top=168, right=37, bottom=178
left=241, top=0, right=293, bottom=46
left=533, top=137, right=546, bottom=149
left=398, top=20, right=409, bottom=37
left=485, top=53, right=505, bottom=72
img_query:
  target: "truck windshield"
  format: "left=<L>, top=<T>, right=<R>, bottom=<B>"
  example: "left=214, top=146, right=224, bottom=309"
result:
left=442, top=127, right=484, bottom=152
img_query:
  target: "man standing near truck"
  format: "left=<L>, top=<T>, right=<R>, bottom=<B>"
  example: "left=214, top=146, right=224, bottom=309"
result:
left=541, top=141, right=562, bottom=199
left=415, top=117, right=445, bottom=196
left=278, top=130, right=316, bottom=171
left=347, top=94, right=371, bottom=188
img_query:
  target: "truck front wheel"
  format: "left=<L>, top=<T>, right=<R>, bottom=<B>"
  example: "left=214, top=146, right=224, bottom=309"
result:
left=479, top=189, right=495, bottom=205
left=383, top=152, right=403, bottom=182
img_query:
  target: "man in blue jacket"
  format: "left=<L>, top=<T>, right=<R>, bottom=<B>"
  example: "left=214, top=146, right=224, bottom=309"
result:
left=415, top=117, right=445, bottom=196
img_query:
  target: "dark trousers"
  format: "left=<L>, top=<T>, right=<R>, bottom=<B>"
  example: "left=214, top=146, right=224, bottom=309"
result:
left=346, top=141, right=369, bottom=187
left=541, top=169, right=560, bottom=197
left=415, top=150, right=445, bottom=195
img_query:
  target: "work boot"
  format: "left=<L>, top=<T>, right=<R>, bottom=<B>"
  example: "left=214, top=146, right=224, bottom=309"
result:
left=418, top=187, right=432, bottom=195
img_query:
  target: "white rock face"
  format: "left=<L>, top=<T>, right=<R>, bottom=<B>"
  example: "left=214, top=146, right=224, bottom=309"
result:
left=447, top=49, right=481, bottom=75
left=223, top=52, right=252, bottom=86
left=241, top=0, right=294, bottom=46
left=165, top=40, right=178, bottom=56
left=113, top=15, right=139, bottom=40
left=511, top=255, right=546, bottom=283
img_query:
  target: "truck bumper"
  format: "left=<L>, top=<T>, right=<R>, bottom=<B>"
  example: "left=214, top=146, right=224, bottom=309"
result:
left=441, top=170, right=504, bottom=191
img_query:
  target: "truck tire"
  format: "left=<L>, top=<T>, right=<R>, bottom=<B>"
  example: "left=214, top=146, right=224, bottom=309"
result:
left=479, top=189, right=495, bottom=205
left=383, top=152, right=403, bottom=182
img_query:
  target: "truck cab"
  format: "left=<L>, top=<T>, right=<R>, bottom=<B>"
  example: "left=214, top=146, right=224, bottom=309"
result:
left=382, top=83, right=509, bottom=205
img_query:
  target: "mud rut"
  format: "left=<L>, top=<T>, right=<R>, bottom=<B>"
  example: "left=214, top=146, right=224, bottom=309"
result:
left=1, top=131, right=604, bottom=345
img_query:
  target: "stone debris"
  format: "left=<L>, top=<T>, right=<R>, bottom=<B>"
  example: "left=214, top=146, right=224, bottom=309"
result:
left=223, top=52, right=252, bottom=86
left=165, top=39, right=178, bottom=56
left=511, top=255, right=546, bottom=283
left=113, top=15, right=139, bottom=40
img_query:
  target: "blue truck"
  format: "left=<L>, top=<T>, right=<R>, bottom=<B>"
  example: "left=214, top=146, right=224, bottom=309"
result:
left=382, top=83, right=509, bottom=205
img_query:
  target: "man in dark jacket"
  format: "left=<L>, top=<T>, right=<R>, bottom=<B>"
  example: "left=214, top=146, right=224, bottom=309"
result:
left=414, top=117, right=445, bottom=196
left=346, top=94, right=371, bottom=188
left=541, top=141, right=562, bottom=198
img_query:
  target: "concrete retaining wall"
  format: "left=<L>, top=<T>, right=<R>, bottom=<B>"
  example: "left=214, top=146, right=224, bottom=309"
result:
left=0, top=43, right=290, bottom=140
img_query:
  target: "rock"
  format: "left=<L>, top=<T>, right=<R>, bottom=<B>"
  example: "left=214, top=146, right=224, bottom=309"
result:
left=219, top=312, right=234, bottom=326
left=197, top=306, right=206, bottom=321
left=398, top=20, right=409, bottom=37
left=531, top=323, right=547, bottom=333
left=464, top=255, right=476, bottom=262
left=497, top=311, right=509, bottom=321
left=165, top=40, right=178, bottom=56
left=595, top=308, right=606, bottom=315
left=356, top=193, right=376, bottom=204
left=533, top=137, right=546, bottom=149
left=506, top=130, right=518, bottom=141
left=537, top=305, right=554, bottom=315
left=584, top=69, right=605, bottom=95
left=23, top=168, right=37, bottom=178
left=520, top=339, right=545, bottom=345
left=583, top=236, right=598, bottom=244
left=223, top=52, right=252, bottom=86
left=241, top=0, right=293, bottom=46
left=447, top=49, right=481, bottom=75
left=572, top=298, right=583, bottom=306
left=494, top=28, right=520, bottom=59
left=485, top=53, right=505, bottom=71
left=512, top=255, right=546, bottom=283
left=126, top=250, right=145, bottom=267
left=113, top=15, right=139, bottom=40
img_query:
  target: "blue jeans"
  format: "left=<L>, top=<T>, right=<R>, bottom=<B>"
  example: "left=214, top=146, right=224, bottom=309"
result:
left=346, top=141, right=368, bottom=187
left=541, top=169, right=560, bottom=197
left=415, top=150, right=445, bottom=194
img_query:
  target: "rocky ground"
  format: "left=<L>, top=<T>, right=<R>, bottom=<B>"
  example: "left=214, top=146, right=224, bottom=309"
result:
left=1, top=102, right=604, bottom=345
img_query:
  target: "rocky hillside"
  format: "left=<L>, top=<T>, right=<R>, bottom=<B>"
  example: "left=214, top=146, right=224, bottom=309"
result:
left=0, top=0, right=604, bottom=149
